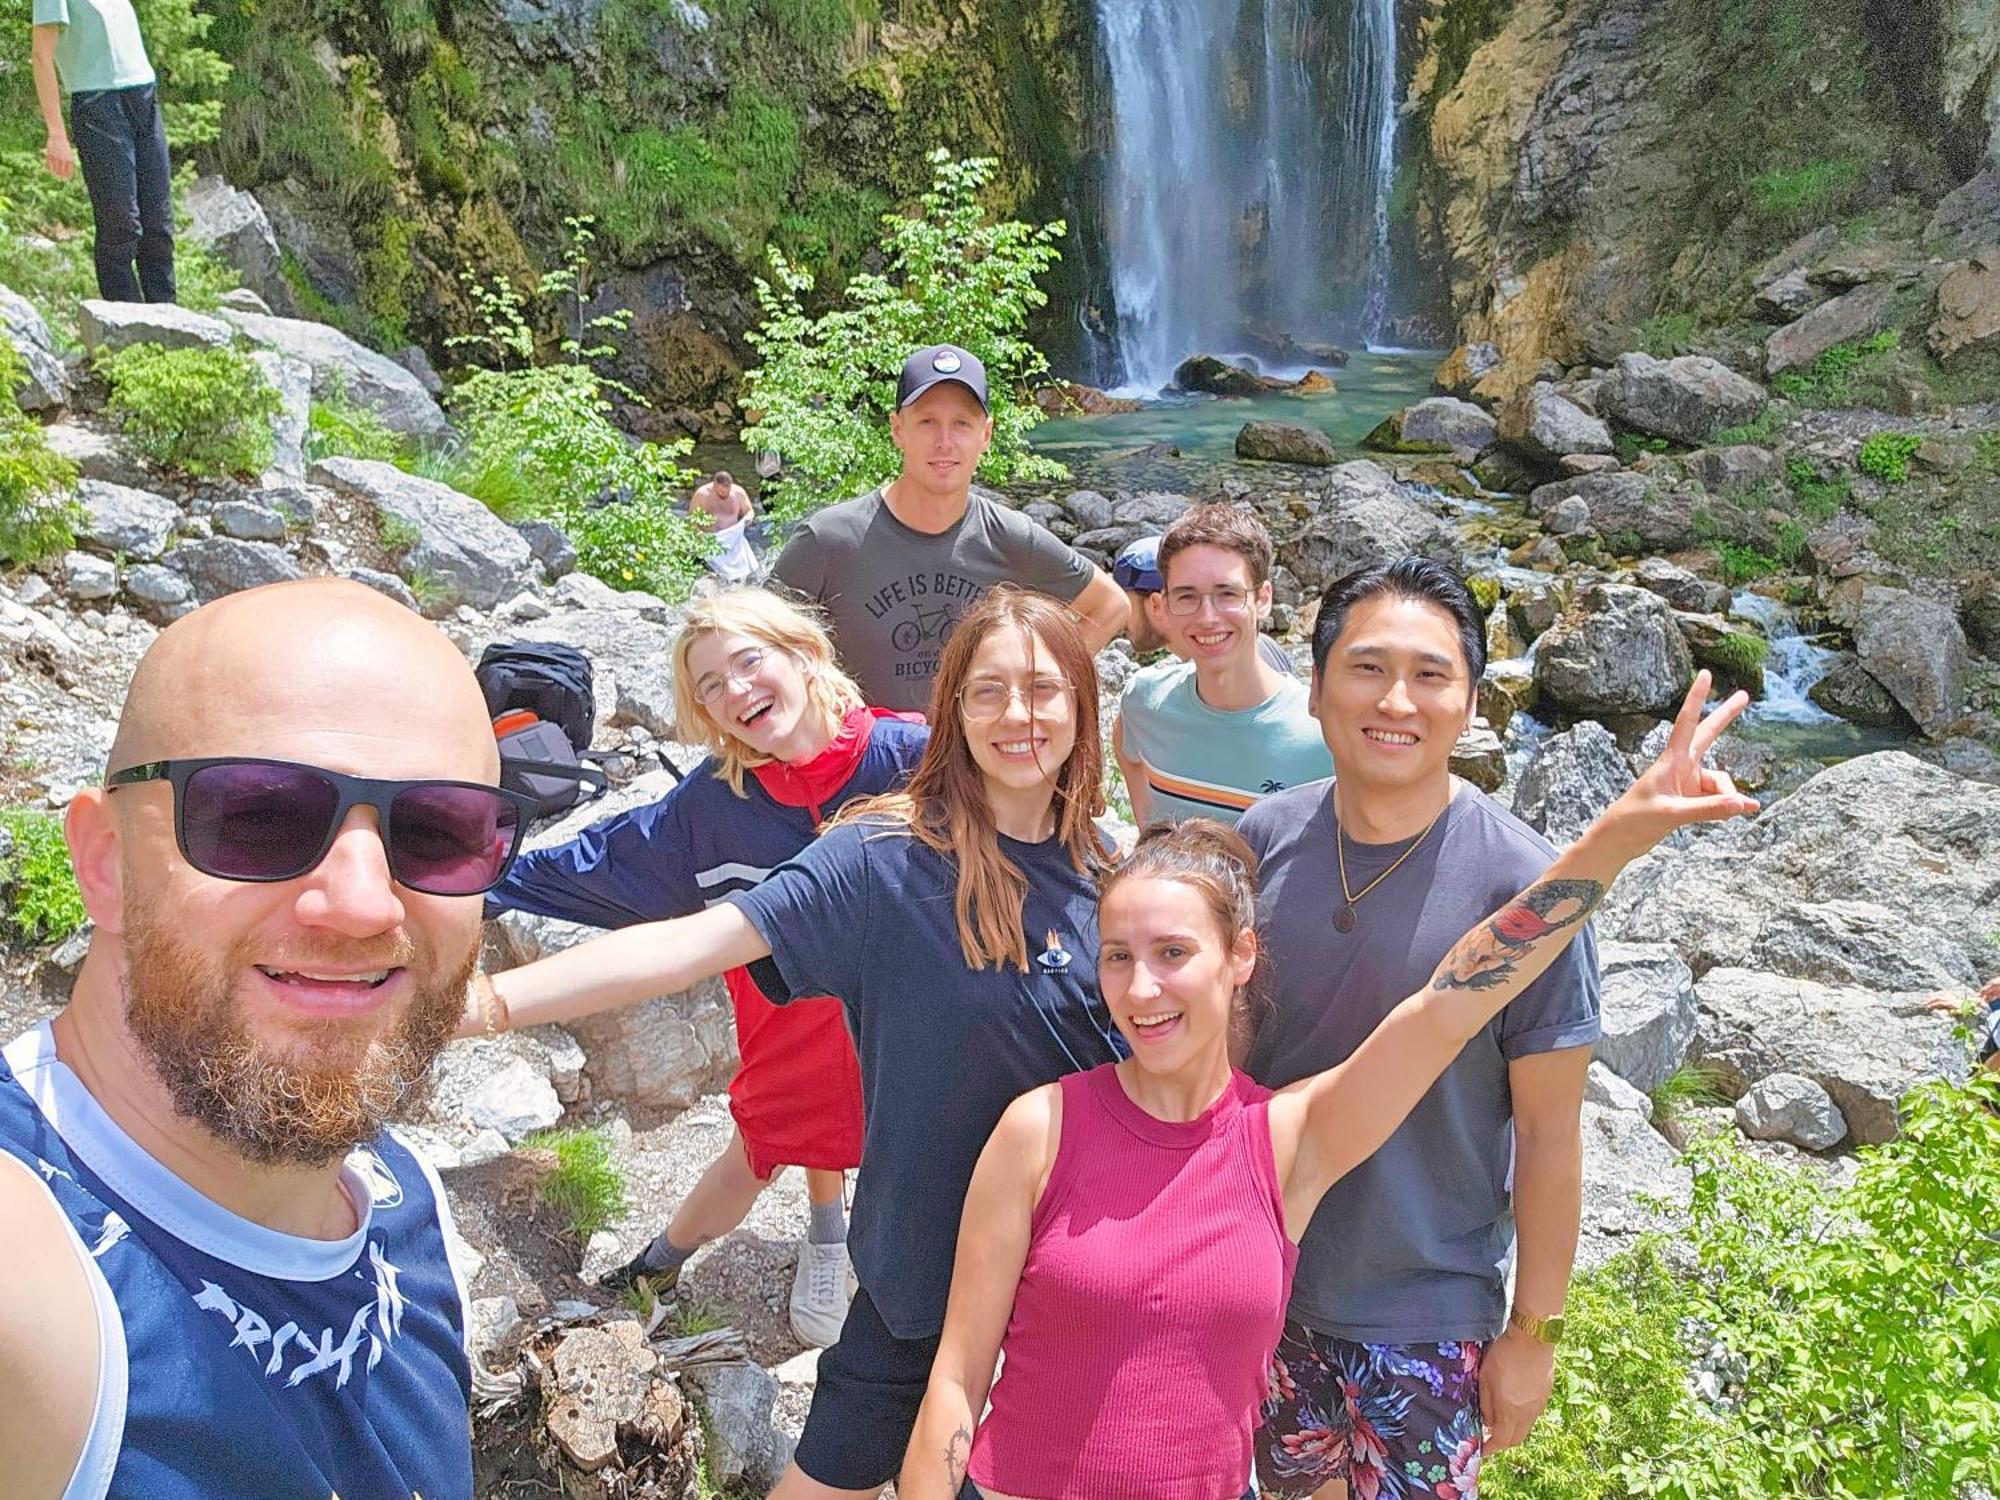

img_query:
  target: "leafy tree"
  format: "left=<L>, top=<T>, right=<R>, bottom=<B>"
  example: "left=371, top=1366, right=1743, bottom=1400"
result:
left=741, top=150, right=1068, bottom=530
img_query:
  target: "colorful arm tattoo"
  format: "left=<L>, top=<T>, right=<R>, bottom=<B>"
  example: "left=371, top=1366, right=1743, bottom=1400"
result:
left=1433, top=878, right=1605, bottom=993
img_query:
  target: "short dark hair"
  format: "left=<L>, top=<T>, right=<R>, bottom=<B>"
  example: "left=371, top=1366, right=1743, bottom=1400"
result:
left=711, top=470, right=733, bottom=489
left=1310, top=556, right=1486, bottom=684
left=1157, top=502, right=1273, bottom=589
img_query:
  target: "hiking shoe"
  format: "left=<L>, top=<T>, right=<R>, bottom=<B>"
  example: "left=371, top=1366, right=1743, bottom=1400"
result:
left=597, top=1247, right=680, bottom=1305
left=790, top=1239, right=854, bottom=1347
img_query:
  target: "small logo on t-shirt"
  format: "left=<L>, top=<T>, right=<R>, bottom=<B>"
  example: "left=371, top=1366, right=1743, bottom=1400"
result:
left=1036, top=929, right=1073, bottom=972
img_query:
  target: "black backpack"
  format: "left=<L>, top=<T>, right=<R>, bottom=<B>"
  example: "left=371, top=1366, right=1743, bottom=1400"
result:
left=477, top=642, right=608, bottom=819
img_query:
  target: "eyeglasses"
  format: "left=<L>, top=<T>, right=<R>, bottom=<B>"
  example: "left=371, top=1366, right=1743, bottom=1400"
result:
left=1163, top=585, right=1253, bottom=617
left=693, top=647, right=771, bottom=707
left=104, top=757, right=535, bottom=896
left=958, top=676, right=1072, bottom=721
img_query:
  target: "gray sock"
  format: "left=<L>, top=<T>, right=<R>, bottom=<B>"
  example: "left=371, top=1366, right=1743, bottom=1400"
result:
left=807, top=1197, right=847, bottom=1245
left=641, top=1234, right=698, bottom=1274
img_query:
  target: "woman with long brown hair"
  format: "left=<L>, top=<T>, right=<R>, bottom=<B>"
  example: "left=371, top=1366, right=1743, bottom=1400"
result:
left=462, top=586, right=1129, bottom=1500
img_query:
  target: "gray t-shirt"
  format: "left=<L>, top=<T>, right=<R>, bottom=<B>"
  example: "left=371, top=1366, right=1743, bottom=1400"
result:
left=1238, top=779, right=1601, bottom=1345
left=772, top=488, right=1095, bottom=712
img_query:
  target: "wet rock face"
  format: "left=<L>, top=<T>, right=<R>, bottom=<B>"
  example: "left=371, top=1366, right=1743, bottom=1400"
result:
left=1533, top=582, right=1694, bottom=718
left=1172, top=354, right=1291, bottom=397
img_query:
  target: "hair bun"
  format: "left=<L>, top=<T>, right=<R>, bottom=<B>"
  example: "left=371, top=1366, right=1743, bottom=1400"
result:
left=1132, top=817, right=1260, bottom=884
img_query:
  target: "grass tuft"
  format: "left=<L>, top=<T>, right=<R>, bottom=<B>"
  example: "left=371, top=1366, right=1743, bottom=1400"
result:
left=522, top=1126, right=628, bottom=1242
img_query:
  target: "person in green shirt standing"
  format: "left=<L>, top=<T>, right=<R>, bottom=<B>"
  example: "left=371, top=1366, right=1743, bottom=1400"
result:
left=30, top=0, right=176, bottom=303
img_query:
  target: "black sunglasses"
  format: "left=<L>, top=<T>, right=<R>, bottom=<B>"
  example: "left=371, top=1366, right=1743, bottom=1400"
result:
left=104, top=757, right=537, bottom=897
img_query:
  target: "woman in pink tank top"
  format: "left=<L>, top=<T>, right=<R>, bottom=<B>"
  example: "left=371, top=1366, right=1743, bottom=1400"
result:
left=901, top=674, right=1758, bottom=1500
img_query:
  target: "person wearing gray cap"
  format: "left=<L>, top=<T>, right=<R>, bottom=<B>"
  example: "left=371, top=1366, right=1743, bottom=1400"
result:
left=771, top=343, right=1129, bottom=713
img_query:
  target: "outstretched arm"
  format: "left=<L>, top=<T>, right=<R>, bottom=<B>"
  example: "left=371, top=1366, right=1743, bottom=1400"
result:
left=457, top=902, right=770, bottom=1037
left=1272, top=673, right=1759, bottom=1231
left=900, top=1087, right=1059, bottom=1500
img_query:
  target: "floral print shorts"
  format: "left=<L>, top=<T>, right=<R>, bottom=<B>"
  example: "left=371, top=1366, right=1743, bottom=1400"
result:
left=1255, top=1322, right=1486, bottom=1500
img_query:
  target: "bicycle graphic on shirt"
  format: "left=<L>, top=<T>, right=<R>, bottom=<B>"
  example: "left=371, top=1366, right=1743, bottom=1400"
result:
left=891, top=602, right=957, bottom=654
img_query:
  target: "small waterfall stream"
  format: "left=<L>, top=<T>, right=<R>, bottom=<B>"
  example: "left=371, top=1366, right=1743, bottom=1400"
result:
left=1094, top=0, right=1399, bottom=392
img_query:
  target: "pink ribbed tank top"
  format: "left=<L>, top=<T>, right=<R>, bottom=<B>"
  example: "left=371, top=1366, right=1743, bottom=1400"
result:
left=967, top=1063, right=1297, bottom=1500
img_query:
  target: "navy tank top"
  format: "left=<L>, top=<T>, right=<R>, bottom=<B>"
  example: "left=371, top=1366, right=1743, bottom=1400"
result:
left=0, top=1022, right=474, bottom=1499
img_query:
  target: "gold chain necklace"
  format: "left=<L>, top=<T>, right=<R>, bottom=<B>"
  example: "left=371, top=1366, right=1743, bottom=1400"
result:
left=1332, top=789, right=1448, bottom=933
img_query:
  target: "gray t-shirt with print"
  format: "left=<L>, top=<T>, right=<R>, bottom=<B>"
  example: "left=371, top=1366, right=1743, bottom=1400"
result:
left=772, top=487, right=1095, bottom=712
left=1238, top=778, right=1602, bottom=1345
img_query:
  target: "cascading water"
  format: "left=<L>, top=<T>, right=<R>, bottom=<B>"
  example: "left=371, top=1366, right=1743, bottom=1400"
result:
left=1094, top=0, right=1399, bottom=393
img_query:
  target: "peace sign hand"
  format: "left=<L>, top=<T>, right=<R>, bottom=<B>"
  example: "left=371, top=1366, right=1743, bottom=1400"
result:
left=1598, top=671, right=1763, bottom=861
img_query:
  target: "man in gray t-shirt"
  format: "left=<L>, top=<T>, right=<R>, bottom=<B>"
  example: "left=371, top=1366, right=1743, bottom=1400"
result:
left=772, top=344, right=1127, bottom=712
left=1241, top=557, right=1600, bottom=1500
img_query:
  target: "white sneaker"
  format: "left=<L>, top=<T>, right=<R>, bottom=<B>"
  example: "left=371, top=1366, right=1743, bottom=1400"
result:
left=790, top=1239, right=854, bottom=1348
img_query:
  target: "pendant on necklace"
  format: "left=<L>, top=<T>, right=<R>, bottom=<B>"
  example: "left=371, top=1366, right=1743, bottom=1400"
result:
left=1333, top=904, right=1357, bottom=934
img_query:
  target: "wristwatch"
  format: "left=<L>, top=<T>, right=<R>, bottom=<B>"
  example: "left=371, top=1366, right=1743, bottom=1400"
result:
left=1508, top=1307, right=1565, bottom=1346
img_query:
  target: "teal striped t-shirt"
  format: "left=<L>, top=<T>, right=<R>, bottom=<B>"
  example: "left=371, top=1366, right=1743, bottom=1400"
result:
left=1119, top=660, right=1333, bottom=825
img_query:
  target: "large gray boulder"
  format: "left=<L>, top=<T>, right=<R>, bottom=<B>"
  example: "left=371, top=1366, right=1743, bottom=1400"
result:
left=1633, top=556, right=1728, bottom=615
left=74, top=479, right=179, bottom=561
left=123, top=562, right=195, bottom=622
left=1745, top=898, right=1975, bottom=991
left=1598, top=752, right=2000, bottom=986
left=78, top=300, right=234, bottom=354
left=1806, top=654, right=1909, bottom=728
left=182, top=175, right=292, bottom=315
left=1593, top=941, right=1697, bottom=1093
left=1496, top=382, right=1613, bottom=463
left=1276, top=462, right=1461, bottom=593
left=1, top=285, right=67, bottom=411
left=685, top=1362, right=784, bottom=1489
left=1534, top=583, right=1695, bottom=717
left=1685, top=444, right=1782, bottom=495
left=1765, top=281, right=1896, bottom=375
left=513, top=610, right=687, bottom=740
left=1235, top=420, right=1336, bottom=466
left=1734, top=1072, right=1849, bottom=1151
left=1850, top=584, right=1967, bottom=738
left=250, top=350, right=311, bottom=483
left=160, top=537, right=304, bottom=602
left=223, top=309, right=448, bottom=440
left=310, top=457, right=537, bottom=610
left=1596, top=353, right=1767, bottom=446
left=41, top=419, right=153, bottom=488
left=1526, top=471, right=1700, bottom=551
left=1577, top=1102, right=1690, bottom=1267
left=1111, top=490, right=1194, bottom=529
left=1692, top=968, right=1961, bottom=1144
left=1365, top=396, right=1497, bottom=455
left=1510, top=720, right=1634, bottom=847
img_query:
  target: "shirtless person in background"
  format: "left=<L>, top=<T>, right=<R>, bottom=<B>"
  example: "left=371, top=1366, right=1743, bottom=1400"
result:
left=691, top=470, right=754, bottom=531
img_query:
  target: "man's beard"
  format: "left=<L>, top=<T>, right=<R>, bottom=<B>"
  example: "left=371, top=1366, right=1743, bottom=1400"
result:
left=121, top=902, right=474, bottom=1168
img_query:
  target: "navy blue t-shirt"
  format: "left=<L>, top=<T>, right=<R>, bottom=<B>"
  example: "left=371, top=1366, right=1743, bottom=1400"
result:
left=728, top=817, right=1127, bottom=1338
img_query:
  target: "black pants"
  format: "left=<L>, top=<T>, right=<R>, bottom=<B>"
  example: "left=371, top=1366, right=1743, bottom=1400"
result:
left=69, top=82, right=176, bottom=303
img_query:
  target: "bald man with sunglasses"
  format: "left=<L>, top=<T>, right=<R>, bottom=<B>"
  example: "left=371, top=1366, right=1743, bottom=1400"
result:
left=0, top=579, right=524, bottom=1500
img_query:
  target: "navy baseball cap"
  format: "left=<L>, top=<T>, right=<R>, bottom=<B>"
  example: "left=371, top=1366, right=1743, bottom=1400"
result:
left=1112, top=534, right=1164, bottom=593
left=898, top=344, right=989, bottom=412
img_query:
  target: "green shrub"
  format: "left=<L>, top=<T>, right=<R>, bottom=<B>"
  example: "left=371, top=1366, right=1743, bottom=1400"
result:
left=1700, top=629, right=1770, bottom=687
left=0, top=808, right=87, bottom=945
left=1612, top=431, right=1670, bottom=462
left=1489, top=1076, right=2000, bottom=1499
left=0, top=348, right=81, bottom=565
left=1711, top=408, right=1779, bottom=447
left=1772, top=518, right=1808, bottom=566
left=1785, top=454, right=1850, bottom=520
left=445, top=221, right=711, bottom=600
left=1634, top=311, right=1698, bottom=357
left=306, top=388, right=407, bottom=465
left=1857, top=430, right=1921, bottom=484
left=1647, top=1059, right=1733, bottom=1131
left=522, top=1126, right=627, bottom=1241
left=102, top=343, right=281, bottom=478
left=1714, top=540, right=1779, bottom=584
left=742, top=151, right=1068, bottom=530
left=1746, top=155, right=1868, bottom=227
left=1772, top=329, right=1900, bottom=407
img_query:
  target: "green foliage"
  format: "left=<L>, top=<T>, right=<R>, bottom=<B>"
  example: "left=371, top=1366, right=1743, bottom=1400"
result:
left=1772, top=518, right=1807, bottom=566
left=1857, top=430, right=1921, bottom=484
left=1785, top=455, right=1850, bottom=521
left=0, top=809, right=87, bottom=946
left=445, top=220, right=710, bottom=599
left=307, top=388, right=407, bottom=465
left=102, top=343, right=280, bottom=479
left=376, top=511, right=421, bottom=558
left=1711, top=409, right=1779, bottom=447
left=1634, top=311, right=1699, bottom=357
left=1491, top=1077, right=2000, bottom=1498
left=1692, top=508, right=1781, bottom=584
left=1647, top=1059, right=1732, bottom=1131
left=1701, top=629, right=1771, bottom=686
left=742, top=152, right=1068, bottom=528
left=0, top=348, right=81, bottom=565
left=1771, top=329, right=1900, bottom=408
left=1746, top=155, right=1868, bottom=229
left=521, top=1127, right=627, bottom=1242
left=132, top=0, right=232, bottom=150
left=1613, top=432, right=1671, bottom=462
left=1974, top=430, right=2000, bottom=473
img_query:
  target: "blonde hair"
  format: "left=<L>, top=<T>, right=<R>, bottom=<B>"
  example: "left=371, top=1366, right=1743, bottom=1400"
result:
left=670, top=587, right=865, bottom=795
left=834, top=588, right=1106, bottom=971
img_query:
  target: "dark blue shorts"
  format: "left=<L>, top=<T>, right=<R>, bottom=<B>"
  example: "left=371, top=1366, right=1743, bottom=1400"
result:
left=790, top=1287, right=941, bottom=1490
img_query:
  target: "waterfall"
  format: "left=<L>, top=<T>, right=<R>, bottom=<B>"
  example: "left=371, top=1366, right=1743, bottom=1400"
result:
left=1094, top=0, right=1399, bottom=393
